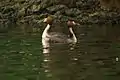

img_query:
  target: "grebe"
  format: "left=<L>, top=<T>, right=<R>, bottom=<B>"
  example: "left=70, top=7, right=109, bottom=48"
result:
left=42, top=16, right=78, bottom=49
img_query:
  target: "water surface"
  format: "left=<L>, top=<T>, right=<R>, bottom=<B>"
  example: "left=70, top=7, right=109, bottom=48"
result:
left=0, top=24, right=120, bottom=80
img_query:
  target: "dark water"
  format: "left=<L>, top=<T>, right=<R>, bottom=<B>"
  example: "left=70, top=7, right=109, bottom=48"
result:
left=0, top=24, right=120, bottom=80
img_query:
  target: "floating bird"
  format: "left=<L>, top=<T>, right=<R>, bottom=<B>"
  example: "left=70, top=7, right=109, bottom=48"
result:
left=42, top=16, right=79, bottom=49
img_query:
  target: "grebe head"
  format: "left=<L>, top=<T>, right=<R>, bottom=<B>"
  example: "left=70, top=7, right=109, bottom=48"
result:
left=43, top=16, right=53, bottom=25
left=67, top=20, right=80, bottom=27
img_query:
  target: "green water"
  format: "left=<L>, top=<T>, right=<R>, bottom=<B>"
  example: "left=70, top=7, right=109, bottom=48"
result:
left=0, top=24, right=120, bottom=80
left=0, top=25, right=45, bottom=80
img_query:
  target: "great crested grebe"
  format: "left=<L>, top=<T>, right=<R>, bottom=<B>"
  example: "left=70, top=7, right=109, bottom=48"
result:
left=42, top=16, right=79, bottom=49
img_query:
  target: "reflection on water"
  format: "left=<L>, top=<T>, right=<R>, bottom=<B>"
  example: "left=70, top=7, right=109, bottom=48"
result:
left=0, top=24, right=120, bottom=80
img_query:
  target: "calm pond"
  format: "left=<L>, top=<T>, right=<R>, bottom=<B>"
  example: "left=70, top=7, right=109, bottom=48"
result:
left=0, top=23, right=120, bottom=80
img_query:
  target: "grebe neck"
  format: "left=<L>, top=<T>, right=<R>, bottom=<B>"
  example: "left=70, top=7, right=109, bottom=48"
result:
left=69, top=27, right=77, bottom=43
left=42, top=24, right=51, bottom=51
left=43, top=24, right=51, bottom=33
left=42, top=24, right=51, bottom=37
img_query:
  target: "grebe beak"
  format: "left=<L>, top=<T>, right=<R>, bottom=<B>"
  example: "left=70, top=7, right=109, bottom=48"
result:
left=43, top=18, right=47, bottom=22
left=72, top=21, right=80, bottom=26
